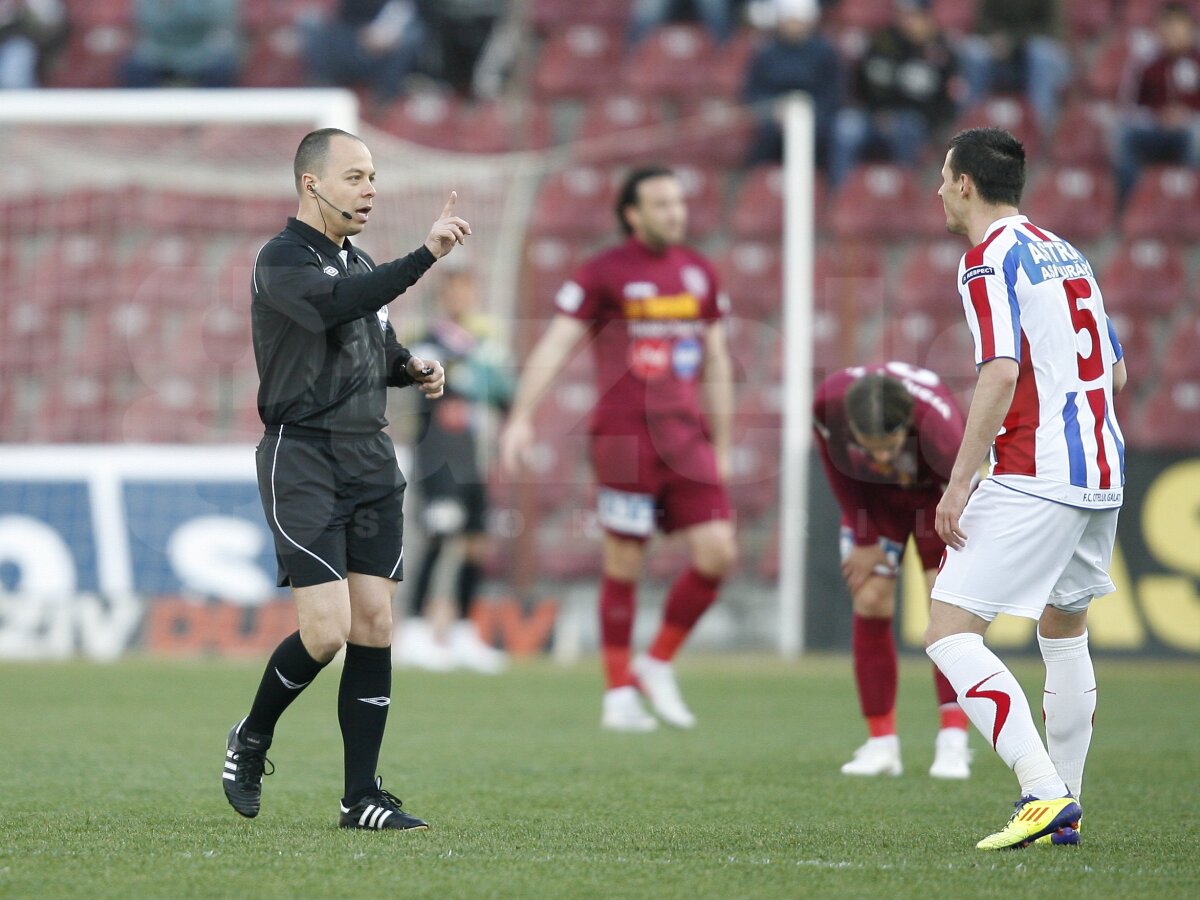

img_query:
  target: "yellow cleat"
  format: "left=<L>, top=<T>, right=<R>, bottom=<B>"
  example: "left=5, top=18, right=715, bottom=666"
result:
left=976, top=795, right=1082, bottom=850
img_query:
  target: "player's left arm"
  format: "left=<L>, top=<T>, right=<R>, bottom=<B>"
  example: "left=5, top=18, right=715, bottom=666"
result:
left=935, top=357, right=1018, bottom=549
left=702, top=319, right=735, bottom=480
left=384, top=321, right=444, bottom=397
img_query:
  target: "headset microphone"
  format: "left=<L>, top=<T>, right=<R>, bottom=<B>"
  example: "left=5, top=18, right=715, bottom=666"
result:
left=308, top=184, right=353, bottom=221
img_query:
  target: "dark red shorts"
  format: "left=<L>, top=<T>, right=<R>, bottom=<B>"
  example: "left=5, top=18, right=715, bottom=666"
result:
left=589, top=430, right=731, bottom=537
left=840, top=484, right=945, bottom=571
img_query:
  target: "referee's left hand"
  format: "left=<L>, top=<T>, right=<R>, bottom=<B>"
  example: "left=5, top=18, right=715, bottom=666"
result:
left=407, top=356, right=445, bottom=398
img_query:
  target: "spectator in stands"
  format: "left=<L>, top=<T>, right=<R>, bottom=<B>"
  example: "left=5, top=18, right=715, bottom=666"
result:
left=742, top=0, right=841, bottom=168
left=415, top=0, right=506, bottom=97
left=0, top=0, right=66, bottom=89
left=1114, top=2, right=1200, bottom=203
left=957, top=0, right=1070, bottom=135
left=120, top=0, right=241, bottom=88
left=828, top=0, right=958, bottom=186
left=302, top=1, right=426, bottom=103
left=629, top=0, right=738, bottom=44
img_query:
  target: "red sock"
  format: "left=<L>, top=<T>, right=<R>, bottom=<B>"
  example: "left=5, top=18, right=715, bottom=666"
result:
left=599, top=576, right=636, bottom=689
left=852, top=614, right=897, bottom=731
left=867, top=710, right=896, bottom=738
left=933, top=663, right=968, bottom=729
left=647, top=568, right=722, bottom=662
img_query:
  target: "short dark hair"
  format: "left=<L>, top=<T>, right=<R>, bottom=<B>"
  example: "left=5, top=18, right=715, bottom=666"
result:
left=845, top=373, right=914, bottom=436
left=615, top=165, right=675, bottom=235
left=293, top=127, right=362, bottom=193
left=948, top=127, right=1026, bottom=207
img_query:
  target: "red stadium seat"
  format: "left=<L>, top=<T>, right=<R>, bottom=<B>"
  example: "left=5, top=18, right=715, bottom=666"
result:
left=672, top=164, right=723, bottom=239
left=1064, top=0, right=1113, bottom=38
left=573, top=93, right=668, bottom=163
left=1086, top=34, right=1145, bottom=99
left=529, top=166, right=616, bottom=239
left=1106, top=311, right=1159, bottom=385
left=1100, top=239, right=1187, bottom=317
left=1161, top=313, right=1200, bottom=382
left=529, top=0, right=632, bottom=32
left=815, top=241, right=886, bottom=315
left=532, top=25, right=624, bottom=100
left=373, top=92, right=465, bottom=149
left=44, top=29, right=129, bottom=87
left=1130, top=380, right=1200, bottom=450
left=730, top=165, right=783, bottom=240
left=31, top=233, right=117, bottom=310
left=931, top=0, right=974, bottom=34
left=0, top=299, right=61, bottom=377
left=475, top=100, right=553, bottom=152
left=830, top=165, right=940, bottom=242
left=523, top=236, right=587, bottom=314
left=894, top=239, right=967, bottom=318
left=1025, top=165, right=1116, bottom=243
left=1048, top=101, right=1114, bottom=167
left=1122, top=166, right=1200, bottom=241
left=239, top=29, right=306, bottom=87
left=954, top=96, right=1039, bottom=158
left=712, top=30, right=763, bottom=97
left=874, top=312, right=961, bottom=370
left=122, top=376, right=220, bottom=442
left=621, top=25, right=720, bottom=102
left=31, top=375, right=124, bottom=443
left=65, top=0, right=131, bottom=27
left=830, top=0, right=894, bottom=30
left=727, top=426, right=781, bottom=522
left=1121, top=0, right=1200, bottom=28
left=668, top=99, right=755, bottom=169
left=715, top=241, right=782, bottom=320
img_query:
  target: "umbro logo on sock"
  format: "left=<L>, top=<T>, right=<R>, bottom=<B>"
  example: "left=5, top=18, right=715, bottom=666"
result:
left=358, top=696, right=391, bottom=707
left=275, top=668, right=311, bottom=690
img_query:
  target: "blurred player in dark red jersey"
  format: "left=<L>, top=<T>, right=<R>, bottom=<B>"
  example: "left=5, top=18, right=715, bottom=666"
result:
left=813, top=362, right=971, bottom=778
left=500, top=167, right=736, bottom=731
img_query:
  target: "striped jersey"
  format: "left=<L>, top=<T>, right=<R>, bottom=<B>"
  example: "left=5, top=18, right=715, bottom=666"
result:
left=957, top=214, right=1125, bottom=508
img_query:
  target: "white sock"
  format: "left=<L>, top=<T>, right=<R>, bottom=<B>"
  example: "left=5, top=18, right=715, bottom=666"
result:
left=927, top=633, right=1068, bottom=798
left=1039, top=629, right=1095, bottom=799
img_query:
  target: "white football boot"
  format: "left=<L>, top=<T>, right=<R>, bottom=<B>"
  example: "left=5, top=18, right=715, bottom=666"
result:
left=929, top=727, right=972, bottom=779
left=840, top=735, right=903, bottom=776
left=393, top=619, right=457, bottom=672
left=449, top=620, right=508, bottom=675
left=601, top=686, right=659, bottom=732
left=632, top=654, right=697, bottom=729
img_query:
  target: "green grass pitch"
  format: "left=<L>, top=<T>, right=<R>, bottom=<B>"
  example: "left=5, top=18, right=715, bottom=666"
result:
left=1, top=654, right=1197, bottom=898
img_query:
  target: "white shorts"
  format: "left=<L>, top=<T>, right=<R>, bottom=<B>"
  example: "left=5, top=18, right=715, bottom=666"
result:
left=931, top=480, right=1119, bottom=622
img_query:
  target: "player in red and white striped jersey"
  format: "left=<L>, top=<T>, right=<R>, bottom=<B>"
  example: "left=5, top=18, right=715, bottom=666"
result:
left=925, top=128, right=1128, bottom=850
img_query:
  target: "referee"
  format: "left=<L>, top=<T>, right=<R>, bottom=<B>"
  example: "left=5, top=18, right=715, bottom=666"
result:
left=221, top=128, right=470, bottom=831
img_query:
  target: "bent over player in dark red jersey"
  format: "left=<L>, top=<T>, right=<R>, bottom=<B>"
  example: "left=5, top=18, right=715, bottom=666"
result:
left=814, top=362, right=971, bottom=778
left=500, top=167, right=737, bottom=731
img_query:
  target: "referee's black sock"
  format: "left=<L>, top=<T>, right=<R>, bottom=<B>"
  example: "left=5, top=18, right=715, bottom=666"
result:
left=243, top=630, right=329, bottom=737
left=339, top=642, right=392, bottom=805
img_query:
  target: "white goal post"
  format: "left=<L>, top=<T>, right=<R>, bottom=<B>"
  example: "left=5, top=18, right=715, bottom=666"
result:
left=0, top=88, right=358, bottom=130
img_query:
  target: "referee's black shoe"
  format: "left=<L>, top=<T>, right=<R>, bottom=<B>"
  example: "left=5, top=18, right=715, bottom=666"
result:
left=222, top=718, right=273, bottom=818
left=338, top=777, right=428, bottom=831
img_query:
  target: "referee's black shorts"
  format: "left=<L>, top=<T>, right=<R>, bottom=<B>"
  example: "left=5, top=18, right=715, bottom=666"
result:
left=256, top=426, right=406, bottom=588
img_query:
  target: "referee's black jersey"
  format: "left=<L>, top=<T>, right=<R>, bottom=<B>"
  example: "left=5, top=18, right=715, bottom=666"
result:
left=251, top=217, right=436, bottom=436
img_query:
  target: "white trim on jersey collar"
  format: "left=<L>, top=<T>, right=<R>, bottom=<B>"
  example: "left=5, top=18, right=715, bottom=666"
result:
left=982, top=214, right=1029, bottom=242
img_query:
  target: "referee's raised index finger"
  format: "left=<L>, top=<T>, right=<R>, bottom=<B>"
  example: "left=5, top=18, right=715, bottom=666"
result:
left=440, top=191, right=457, bottom=218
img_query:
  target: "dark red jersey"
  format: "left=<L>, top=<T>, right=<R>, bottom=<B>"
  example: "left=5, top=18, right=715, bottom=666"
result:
left=813, top=362, right=964, bottom=544
left=555, top=237, right=727, bottom=450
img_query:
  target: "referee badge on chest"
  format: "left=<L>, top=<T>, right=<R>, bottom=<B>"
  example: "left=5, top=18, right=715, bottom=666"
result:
left=376, top=306, right=389, bottom=330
